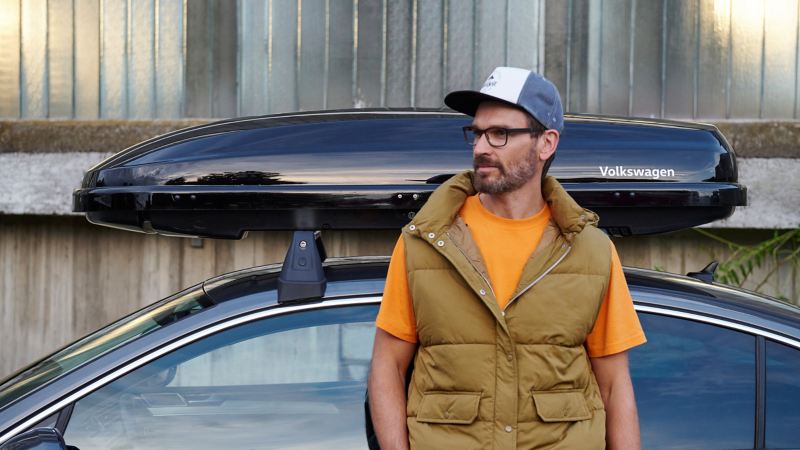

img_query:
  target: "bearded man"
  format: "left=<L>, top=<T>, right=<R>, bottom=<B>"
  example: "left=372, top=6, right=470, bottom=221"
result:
left=368, top=67, right=646, bottom=450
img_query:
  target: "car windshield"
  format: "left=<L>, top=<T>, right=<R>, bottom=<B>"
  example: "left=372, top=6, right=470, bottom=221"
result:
left=0, top=287, right=214, bottom=409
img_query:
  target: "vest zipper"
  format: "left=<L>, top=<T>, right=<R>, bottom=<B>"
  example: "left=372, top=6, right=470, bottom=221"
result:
left=503, top=245, right=572, bottom=314
left=445, top=230, right=497, bottom=299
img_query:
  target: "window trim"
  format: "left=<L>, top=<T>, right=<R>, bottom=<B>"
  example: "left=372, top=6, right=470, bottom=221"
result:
left=634, top=304, right=800, bottom=350
left=0, top=296, right=382, bottom=445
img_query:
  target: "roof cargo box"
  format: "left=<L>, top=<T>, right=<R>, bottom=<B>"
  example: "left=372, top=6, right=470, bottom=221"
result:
left=73, top=109, right=747, bottom=238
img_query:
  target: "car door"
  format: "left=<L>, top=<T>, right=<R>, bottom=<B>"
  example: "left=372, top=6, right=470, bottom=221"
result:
left=58, top=300, right=380, bottom=450
left=630, top=303, right=800, bottom=450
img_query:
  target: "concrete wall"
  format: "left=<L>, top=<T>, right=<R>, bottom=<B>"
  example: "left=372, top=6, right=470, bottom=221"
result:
left=0, top=214, right=796, bottom=380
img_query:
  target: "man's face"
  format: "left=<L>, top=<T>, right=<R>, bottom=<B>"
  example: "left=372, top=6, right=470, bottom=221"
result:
left=471, top=102, right=540, bottom=194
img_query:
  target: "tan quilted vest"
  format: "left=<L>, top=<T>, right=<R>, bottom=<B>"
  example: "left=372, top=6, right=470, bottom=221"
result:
left=402, top=171, right=611, bottom=450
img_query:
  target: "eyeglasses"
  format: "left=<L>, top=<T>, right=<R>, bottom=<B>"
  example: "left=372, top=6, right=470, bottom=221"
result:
left=462, top=125, right=538, bottom=148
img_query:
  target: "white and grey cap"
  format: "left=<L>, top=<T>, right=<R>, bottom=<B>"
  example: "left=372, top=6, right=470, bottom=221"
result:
left=444, top=66, right=564, bottom=132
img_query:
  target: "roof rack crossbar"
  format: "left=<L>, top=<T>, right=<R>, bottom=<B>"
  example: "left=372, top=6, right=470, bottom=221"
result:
left=277, top=231, right=327, bottom=303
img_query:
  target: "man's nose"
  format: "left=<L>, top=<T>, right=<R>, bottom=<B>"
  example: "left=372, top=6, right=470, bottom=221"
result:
left=472, top=133, right=494, bottom=156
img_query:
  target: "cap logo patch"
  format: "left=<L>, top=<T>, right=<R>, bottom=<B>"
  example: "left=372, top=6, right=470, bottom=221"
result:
left=482, top=73, right=498, bottom=90
left=479, top=67, right=528, bottom=104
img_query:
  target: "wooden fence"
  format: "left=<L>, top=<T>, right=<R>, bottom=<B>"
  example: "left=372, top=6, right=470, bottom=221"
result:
left=0, top=214, right=796, bottom=379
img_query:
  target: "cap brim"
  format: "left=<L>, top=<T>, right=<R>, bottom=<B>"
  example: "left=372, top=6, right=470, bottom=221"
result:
left=444, top=90, right=519, bottom=117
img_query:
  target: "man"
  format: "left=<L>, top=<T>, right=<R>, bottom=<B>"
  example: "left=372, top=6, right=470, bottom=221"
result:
left=368, top=67, right=646, bottom=450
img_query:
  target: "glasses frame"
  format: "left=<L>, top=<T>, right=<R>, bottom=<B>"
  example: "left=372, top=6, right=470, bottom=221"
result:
left=462, top=125, right=539, bottom=148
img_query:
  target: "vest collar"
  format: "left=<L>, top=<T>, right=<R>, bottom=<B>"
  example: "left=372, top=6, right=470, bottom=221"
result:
left=409, top=170, right=598, bottom=242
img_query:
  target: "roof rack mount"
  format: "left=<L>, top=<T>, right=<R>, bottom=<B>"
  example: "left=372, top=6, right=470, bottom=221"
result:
left=277, top=231, right=327, bottom=304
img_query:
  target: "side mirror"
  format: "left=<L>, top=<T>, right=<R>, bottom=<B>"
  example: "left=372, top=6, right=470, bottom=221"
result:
left=0, top=428, right=69, bottom=450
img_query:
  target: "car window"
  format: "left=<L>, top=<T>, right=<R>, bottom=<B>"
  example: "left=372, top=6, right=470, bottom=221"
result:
left=0, top=288, right=213, bottom=409
left=765, top=340, right=800, bottom=448
left=63, top=304, right=378, bottom=450
left=629, top=312, right=756, bottom=450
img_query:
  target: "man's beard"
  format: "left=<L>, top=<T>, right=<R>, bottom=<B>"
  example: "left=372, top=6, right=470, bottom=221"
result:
left=473, top=150, right=538, bottom=194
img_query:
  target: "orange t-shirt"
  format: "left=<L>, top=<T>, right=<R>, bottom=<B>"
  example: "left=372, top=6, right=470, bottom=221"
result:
left=375, top=195, right=646, bottom=358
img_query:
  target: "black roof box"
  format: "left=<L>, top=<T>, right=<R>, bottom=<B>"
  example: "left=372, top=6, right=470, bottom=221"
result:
left=73, top=109, right=747, bottom=238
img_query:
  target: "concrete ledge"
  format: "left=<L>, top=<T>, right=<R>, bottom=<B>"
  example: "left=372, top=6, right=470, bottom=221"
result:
left=0, top=119, right=798, bottom=158
left=0, top=152, right=113, bottom=215
left=0, top=120, right=209, bottom=154
left=713, top=121, right=800, bottom=159
left=710, top=158, right=799, bottom=229
left=0, top=152, right=797, bottom=229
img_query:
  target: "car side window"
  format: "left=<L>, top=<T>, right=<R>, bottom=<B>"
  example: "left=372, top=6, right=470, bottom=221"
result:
left=63, top=304, right=378, bottom=450
left=765, top=339, right=800, bottom=448
left=629, top=312, right=756, bottom=450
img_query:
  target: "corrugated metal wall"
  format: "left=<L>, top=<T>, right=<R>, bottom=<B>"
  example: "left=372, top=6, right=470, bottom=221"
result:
left=0, top=0, right=797, bottom=119
left=237, top=0, right=545, bottom=113
left=0, top=0, right=186, bottom=119
left=582, top=0, right=800, bottom=119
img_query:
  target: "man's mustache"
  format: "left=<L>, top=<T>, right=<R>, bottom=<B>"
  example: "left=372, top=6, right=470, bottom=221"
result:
left=474, top=155, right=503, bottom=170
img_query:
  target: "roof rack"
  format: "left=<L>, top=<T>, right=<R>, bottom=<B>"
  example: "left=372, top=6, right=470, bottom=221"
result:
left=73, top=109, right=747, bottom=238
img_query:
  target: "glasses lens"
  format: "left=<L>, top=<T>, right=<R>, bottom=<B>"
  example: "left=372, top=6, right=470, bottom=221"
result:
left=462, top=127, right=512, bottom=147
left=485, top=128, right=507, bottom=147
left=463, top=127, right=477, bottom=146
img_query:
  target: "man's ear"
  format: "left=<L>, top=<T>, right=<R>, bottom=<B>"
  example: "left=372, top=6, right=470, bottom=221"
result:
left=538, top=129, right=559, bottom=162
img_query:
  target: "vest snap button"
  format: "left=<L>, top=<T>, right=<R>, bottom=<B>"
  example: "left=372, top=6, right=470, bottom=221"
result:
left=479, top=289, right=486, bottom=296
left=436, top=240, right=445, bottom=247
left=427, top=232, right=435, bottom=239
left=409, top=224, right=416, bottom=231
left=504, top=425, right=513, bottom=433
left=507, top=353, right=513, bottom=361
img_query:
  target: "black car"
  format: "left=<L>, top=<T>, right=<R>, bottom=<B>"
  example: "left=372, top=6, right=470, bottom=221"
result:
left=2, top=110, right=797, bottom=450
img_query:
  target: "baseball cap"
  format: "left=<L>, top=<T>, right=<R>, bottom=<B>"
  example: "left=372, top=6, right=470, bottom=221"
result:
left=444, top=67, right=564, bottom=132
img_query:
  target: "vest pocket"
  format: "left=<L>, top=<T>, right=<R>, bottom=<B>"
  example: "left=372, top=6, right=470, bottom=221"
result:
left=531, top=389, right=592, bottom=422
left=415, top=391, right=481, bottom=425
